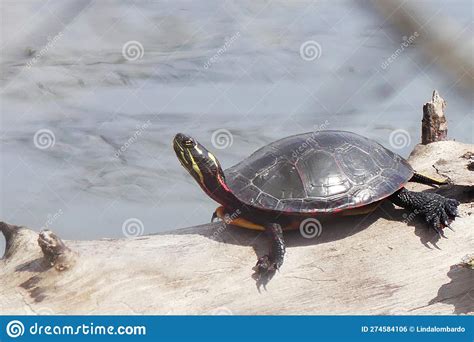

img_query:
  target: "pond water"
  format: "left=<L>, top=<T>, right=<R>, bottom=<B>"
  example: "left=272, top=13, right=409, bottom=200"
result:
left=1, top=0, right=472, bottom=255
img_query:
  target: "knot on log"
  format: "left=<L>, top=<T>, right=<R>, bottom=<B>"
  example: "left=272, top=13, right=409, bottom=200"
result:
left=38, top=230, right=76, bottom=271
left=422, top=90, right=448, bottom=144
left=1, top=222, right=76, bottom=270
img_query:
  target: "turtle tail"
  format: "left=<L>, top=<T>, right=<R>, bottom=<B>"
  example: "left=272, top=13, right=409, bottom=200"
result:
left=410, top=172, right=448, bottom=187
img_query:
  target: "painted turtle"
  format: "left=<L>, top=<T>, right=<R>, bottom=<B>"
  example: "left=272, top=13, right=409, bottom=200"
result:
left=173, top=130, right=459, bottom=280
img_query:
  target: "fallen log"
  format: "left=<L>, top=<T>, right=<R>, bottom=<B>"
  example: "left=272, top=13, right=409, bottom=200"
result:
left=1, top=140, right=473, bottom=315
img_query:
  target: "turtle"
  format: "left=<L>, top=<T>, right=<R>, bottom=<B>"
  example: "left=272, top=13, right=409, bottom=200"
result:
left=173, top=130, right=460, bottom=281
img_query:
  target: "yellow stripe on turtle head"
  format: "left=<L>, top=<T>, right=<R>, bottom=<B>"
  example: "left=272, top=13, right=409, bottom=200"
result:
left=187, top=150, right=204, bottom=183
left=179, top=151, right=186, bottom=163
left=208, top=152, right=219, bottom=167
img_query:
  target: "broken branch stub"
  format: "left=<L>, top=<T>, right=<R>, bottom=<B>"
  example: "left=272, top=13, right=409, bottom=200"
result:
left=422, top=90, right=448, bottom=144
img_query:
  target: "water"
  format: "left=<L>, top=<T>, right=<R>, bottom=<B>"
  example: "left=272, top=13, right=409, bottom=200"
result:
left=1, top=1, right=472, bottom=255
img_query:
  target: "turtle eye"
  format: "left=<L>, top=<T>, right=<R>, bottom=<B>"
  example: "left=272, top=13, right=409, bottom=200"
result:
left=183, top=139, right=194, bottom=147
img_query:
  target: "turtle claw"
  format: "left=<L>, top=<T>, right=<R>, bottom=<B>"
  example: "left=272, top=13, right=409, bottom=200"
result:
left=434, top=226, right=447, bottom=239
left=442, top=219, right=456, bottom=232
left=211, top=210, right=218, bottom=223
left=252, top=255, right=278, bottom=289
left=253, top=255, right=277, bottom=274
left=445, top=224, right=455, bottom=232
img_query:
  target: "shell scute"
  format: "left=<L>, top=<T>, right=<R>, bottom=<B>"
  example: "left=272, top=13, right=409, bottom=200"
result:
left=225, top=131, right=413, bottom=213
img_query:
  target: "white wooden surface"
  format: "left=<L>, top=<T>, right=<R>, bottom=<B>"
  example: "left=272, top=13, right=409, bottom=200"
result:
left=1, top=141, right=473, bottom=315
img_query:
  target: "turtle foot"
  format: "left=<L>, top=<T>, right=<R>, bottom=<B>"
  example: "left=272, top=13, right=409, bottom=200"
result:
left=252, top=223, right=286, bottom=288
left=390, top=188, right=460, bottom=238
left=252, top=255, right=279, bottom=289
left=422, top=195, right=460, bottom=238
left=254, top=254, right=279, bottom=273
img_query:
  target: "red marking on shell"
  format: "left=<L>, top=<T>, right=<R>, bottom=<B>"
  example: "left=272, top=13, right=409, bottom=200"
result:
left=217, top=173, right=231, bottom=192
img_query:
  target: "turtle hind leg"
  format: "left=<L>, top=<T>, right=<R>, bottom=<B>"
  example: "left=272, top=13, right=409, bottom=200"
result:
left=410, top=172, right=448, bottom=187
left=253, top=223, right=286, bottom=287
left=389, top=188, right=460, bottom=237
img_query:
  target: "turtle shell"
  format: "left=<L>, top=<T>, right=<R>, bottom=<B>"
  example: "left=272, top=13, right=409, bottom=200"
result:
left=225, top=130, right=413, bottom=213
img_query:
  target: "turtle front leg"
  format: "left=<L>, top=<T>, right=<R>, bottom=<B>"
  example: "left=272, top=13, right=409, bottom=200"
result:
left=389, top=188, right=460, bottom=237
left=253, top=223, right=286, bottom=283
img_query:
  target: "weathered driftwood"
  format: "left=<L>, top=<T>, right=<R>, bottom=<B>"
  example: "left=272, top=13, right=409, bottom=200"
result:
left=1, top=140, right=473, bottom=315
left=422, top=90, right=448, bottom=145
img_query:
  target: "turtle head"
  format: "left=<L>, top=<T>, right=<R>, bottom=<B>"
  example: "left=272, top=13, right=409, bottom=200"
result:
left=173, top=133, right=226, bottom=193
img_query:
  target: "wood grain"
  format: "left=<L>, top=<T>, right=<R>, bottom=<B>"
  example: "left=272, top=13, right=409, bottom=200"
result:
left=1, top=141, right=473, bottom=315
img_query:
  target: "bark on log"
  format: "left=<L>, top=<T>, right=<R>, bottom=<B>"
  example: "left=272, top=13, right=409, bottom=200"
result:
left=422, top=90, right=448, bottom=145
left=1, top=141, right=473, bottom=315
